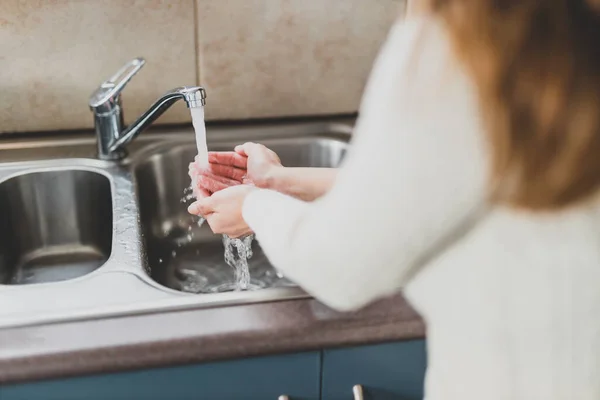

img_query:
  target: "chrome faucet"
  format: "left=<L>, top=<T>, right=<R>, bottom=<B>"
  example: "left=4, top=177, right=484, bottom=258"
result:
left=89, top=58, right=206, bottom=160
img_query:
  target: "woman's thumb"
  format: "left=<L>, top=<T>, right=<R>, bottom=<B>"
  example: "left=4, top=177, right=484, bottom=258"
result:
left=234, top=144, right=246, bottom=155
left=236, top=142, right=257, bottom=155
left=188, top=197, right=214, bottom=216
left=242, top=142, right=266, bottom=157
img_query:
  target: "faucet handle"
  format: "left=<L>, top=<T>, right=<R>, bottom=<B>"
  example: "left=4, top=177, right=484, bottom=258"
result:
left=89, top=57, right=145, bottom=110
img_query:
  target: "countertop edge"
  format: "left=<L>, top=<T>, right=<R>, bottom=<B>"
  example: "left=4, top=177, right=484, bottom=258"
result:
left=0, top=295, right=425, bottom=385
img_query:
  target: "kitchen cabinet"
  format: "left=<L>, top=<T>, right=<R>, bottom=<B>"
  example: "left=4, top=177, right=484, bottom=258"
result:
left=0, top=340, right=426, bottom=400
left=321, top=340, right=427, bottom=400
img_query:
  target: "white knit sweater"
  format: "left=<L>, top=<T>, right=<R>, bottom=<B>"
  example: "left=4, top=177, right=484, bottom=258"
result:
left=242, top=16, right=600, bottom=400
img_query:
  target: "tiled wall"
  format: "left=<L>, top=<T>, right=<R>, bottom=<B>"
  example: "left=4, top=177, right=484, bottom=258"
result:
left=0, top=0, right=406, bottom=134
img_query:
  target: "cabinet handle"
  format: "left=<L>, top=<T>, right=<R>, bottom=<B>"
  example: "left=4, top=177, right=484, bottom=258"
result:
left=353, top=384, right=364, bottom=400
left=279, top=386, right=363, bottom=400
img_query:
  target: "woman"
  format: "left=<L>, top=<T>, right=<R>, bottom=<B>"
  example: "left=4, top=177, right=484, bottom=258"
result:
left=189, top=1, right=600, bottom=398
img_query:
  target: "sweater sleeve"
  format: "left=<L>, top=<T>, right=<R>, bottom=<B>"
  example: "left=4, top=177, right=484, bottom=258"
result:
left=242, top=17, right=489, bottom=312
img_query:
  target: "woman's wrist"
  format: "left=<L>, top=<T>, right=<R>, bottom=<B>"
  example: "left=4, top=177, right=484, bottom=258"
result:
left=257, top=165, right=286, bottom=191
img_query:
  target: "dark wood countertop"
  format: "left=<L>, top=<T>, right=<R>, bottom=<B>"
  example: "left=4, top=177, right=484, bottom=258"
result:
left=0, top=294, right=425, bottom=385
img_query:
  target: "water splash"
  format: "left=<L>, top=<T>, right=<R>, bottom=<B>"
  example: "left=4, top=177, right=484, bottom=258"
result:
left=222, top=234, right=254, bottom=291
left=181, top=186, right=195, bottom=203
left=177, top=268, right=208, bottom=293
left=112, top=174, right=142, bottom=265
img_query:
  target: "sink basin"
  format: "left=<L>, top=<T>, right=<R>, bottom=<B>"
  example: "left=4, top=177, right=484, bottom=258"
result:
left=0, top=118, right=354, bottom=328
left=134, top=137, right=347, bottom=293
left=0, top=170, right=112, bottom=285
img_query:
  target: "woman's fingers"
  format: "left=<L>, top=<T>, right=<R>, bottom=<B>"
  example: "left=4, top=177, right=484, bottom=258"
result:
left=208, top=163, right=247, bottom=182
left=197, top=174, right=237, bottom=193
left=190, top=159, right=243, bottom=188
left=206, top=170, right=240, bottom=186
left=193, top=186, right=211, bottom=200
left=189, top=149, right=255, bottom=194
left=208, top=151, right=247, bottom=169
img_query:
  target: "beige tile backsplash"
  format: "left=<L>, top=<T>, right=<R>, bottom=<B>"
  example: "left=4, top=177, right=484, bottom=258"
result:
left=0, top=0, right=405, bottom=134
left=197, top=0, right=405, bottom=120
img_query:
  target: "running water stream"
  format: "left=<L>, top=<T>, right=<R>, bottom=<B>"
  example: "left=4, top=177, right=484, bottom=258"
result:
left=189, top=107, right=254, bottom=291
left=190, top=107, right=209, bottom=170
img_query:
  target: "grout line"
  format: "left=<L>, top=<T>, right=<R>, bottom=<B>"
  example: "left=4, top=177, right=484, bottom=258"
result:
left=193, top=0, right=201, bottom=85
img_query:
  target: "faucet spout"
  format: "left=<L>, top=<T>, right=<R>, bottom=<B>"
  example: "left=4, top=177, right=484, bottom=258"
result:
left=108, top=86, right=206, bottom=154
left=89, top=58, right=207, bottom=161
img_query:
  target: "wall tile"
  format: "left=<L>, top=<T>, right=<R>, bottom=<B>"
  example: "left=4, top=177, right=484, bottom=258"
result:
left=196, top=0, right=406, bottom=121
left=0, top=0, right=197, bottom=134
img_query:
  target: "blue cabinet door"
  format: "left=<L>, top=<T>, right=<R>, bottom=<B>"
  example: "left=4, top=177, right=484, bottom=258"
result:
left=321, top=340, right=427, bottom=400
left=0, top=351, right=320, bottom=400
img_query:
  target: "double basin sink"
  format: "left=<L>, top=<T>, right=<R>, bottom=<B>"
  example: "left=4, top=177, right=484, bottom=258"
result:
left=0, top=119, right=351, bottom=328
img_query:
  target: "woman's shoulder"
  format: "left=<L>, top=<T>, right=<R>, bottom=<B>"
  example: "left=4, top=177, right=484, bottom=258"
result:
left=360, top=12, right=477, bottom=120
left=355, top=11, right=488, bottom=180
left=387, top=13, right=449, bottom=47
left=386, top=14, right=458, bottom=77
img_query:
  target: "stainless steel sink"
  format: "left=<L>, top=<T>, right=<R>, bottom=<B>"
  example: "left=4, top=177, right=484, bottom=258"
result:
left=0, top=118, right=353, bottom=328
left=0, top=170, right=112, bottom=285
left=134, top=138, right=346, bottom=294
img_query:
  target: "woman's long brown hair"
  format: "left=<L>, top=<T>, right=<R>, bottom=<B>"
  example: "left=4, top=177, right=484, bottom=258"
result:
left=428, top=0, right=600, bottom=210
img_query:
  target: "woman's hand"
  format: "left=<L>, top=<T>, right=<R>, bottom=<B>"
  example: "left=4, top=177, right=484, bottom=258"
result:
left=188, top=155, right=244, bottom=196
left=188, top=142, right=282, bottom=199
left=187, top=184, right=257, bottom=238
left=233, top=142, right=283, bottom=188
